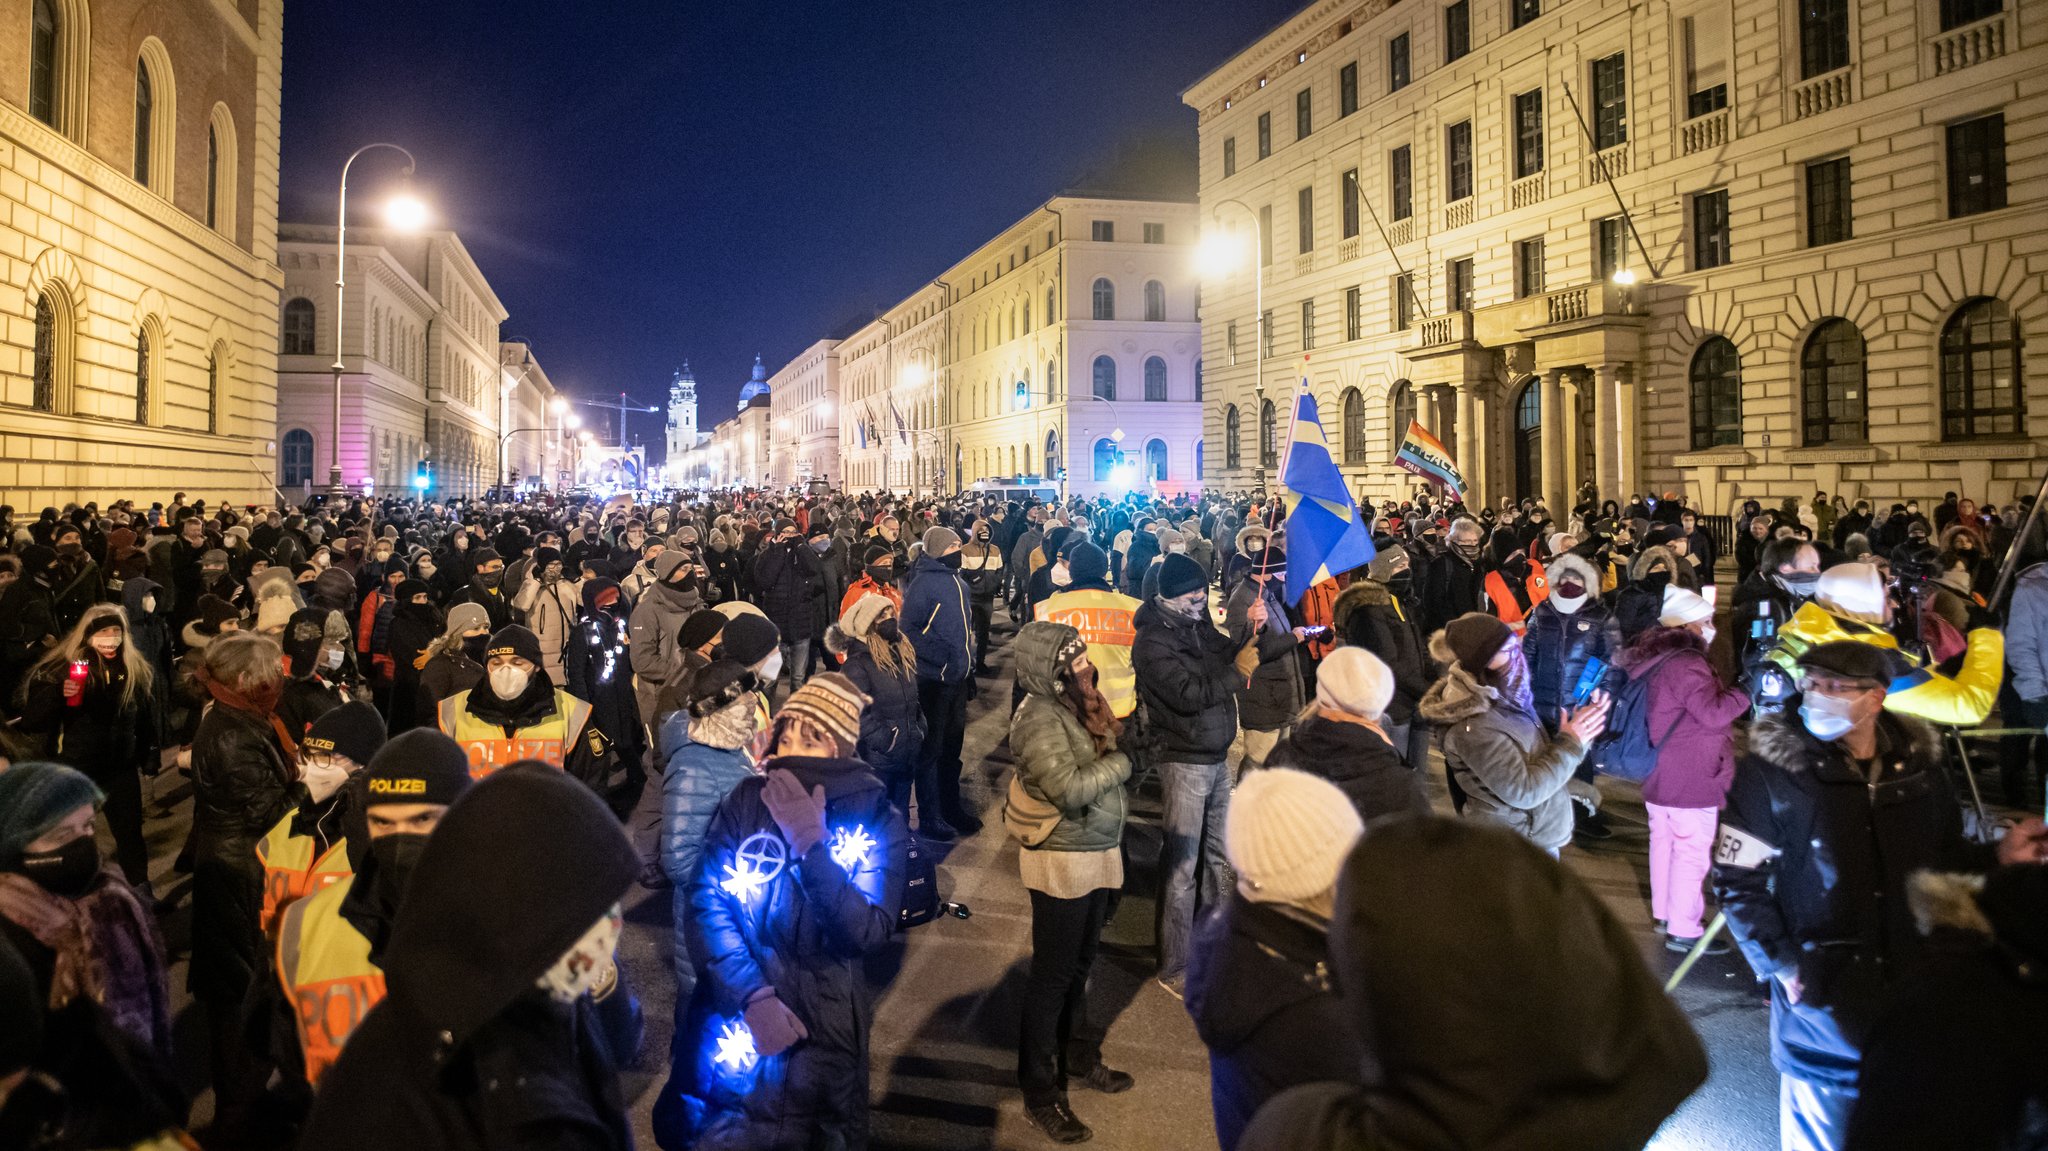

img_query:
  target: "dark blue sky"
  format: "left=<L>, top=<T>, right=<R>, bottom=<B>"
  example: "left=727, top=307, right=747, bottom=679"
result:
left=281, top=0, right=1300, bottom=454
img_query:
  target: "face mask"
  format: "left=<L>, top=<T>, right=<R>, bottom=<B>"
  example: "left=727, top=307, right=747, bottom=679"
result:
left=1247, top=541, right=1265, bottom=554
left=758, top=649, right=784, bottom=684
left=324, top=648, right=346, bottom=670
left=1799, top=693, right=1858, bottom=741
left=1776, top=570, right=1821, bottom=599
left=477, top=570, right=503, bottom=589
left=810, top=537, right=831, bottom=554
left=873, top=619, right=901, bottom=643
left=536, top=904, right=624, bottom=1003
left=975, top=530, right=989, bottom=541
left=312, top=552, right=331, bottom=569
left=1165, top=593, right=1208, bottom=621
left=142, top=595, right=157, bottom=614
left=1453, top=542, right=1481, bottom=561
left=489, top=664, right=531, bottom=700
left=939, top=551, right=963, bottom=570
left=419, top=562, right=437, bottom=578
left=19, top=835, right=100, bottom=899
left=1051, top=563, right=1072, bottom=587
left=1698, top=624, right=1717, bottom=647
left=1550, top=591, right=1588, bottom=615
left=366, top=832, right=430, bottom=915
left=461, top=633, right=490, bottom=662
left=374, top=550, right=393, bottom=563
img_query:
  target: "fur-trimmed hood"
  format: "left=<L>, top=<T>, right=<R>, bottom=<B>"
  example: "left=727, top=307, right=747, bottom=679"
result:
left=1737, top=709, right=1941, bottom=775
left=1416, top=629, right=1499, bottom=725
left=1331, top=577, right=1393, bottom=632
left=1234, top=523, right=1273, bottom=556
left=1627, top=544, right=1695, bottom=588
left=1909, top=865, right=2048, bottom=979
left=1546, top=552, right=1600, bottom=594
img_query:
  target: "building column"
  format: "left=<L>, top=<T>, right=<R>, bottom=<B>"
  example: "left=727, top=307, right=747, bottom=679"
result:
left=1455, top=383, right=1479, bottom=508
left=1615, top=366, right=1639, bottom=499
left=1540, top=368, right=1566, bottom=515
left=1561, top=373, right=1582, bottom=511
left=1593, top=363, right=1621, bottom=503
left=1473, top=384, right=1492, bottom=511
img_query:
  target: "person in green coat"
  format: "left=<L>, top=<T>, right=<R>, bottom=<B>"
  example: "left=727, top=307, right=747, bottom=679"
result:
left=1008, top=620, right=1136, bottom=1144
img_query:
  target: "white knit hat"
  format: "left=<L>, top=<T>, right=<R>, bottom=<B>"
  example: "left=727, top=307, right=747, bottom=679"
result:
left=838, top=592, right=894, bottom=639
left=1316, top=647, right=1395, bottom=720
left=1657, top=586, right=1714, bottom=627
left=1225, top=768, right=1365, bottom=911
left=1815, top=562, right=1887, bottom=623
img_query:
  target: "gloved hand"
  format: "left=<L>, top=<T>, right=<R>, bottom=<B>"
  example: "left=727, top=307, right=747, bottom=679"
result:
left=743, top=989, right=809, bottom=1057
left=762, top=770, right=828, bottom=855
left=301, top=756, right=350, bottom=804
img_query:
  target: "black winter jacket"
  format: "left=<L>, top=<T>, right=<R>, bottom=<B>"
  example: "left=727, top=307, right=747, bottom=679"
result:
left=1523, top=599, right=1621, bottom=729
left=1225, top=579, right=1302, bottom=733
left=1332, top=579, right=1428, bottom=724
left=1131, top=599, right=1242, bottom=763
left=1417, top=550, right=1486, bottom=636
left=1265, top=713, right=1431, bottom=817
left=834, top=637, right=923, bottom=781
left=752, top=538, right=821, bottom=642
left=188, top=702, right=301, bottom=1004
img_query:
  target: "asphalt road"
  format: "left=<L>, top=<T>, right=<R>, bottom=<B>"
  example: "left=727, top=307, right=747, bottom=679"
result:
left=138, top=605, right=1780, bottom=1150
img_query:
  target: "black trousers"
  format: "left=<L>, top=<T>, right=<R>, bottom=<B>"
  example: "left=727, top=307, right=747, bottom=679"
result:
left=85, top=762, right=149, bottom=885
left=970, top=599, right=994, bottom=667
left=1018, top=886, right=1111, bottom=1107
left=917, top=678, right=971, bottom=823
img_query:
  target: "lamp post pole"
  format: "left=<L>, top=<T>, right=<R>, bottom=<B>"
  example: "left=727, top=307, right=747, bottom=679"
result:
left=329, top=143, right=419, bottom=500
left=1209, top=198, right=1265, bottom=496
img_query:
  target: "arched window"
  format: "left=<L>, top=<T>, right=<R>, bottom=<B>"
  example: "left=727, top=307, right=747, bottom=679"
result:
left=1225, top=405, right=1242, bottom=469
left=135, top=330, right=151, bottom=424
left=133, top=40, right=175, bottom=196
left=1022, top=301, right=1031, bottom=333
left=1045, top=429, right=1061, bottom=474
left=33, top=293, right=57, bottom=412
left=206, top=124, right=220, bottom=228
left=1800, top=319, right=1867, bottom=445
left=207, top=105, right=239, bottom=237
left=1047, top=285, right=1057, bottom=325
left=1093, top=438, right=1119, bottom=481
left=133, top=61, right=153, bottom=185
left=1093, top=355, right=1116, bottom=400
left=29, top=0, right=57, bottom=126
left=1513, top=378, right=1542, bottom=501
left=206, top=349, right=219, bottom=434
left=1145, top=439, right=1168, bottom=482
left=1689, top=337, right=1743, bottom=450
left=1194, top=358, right=1204, bottom=400
left=1940, top=297, right=2024, bottom=439
left=1144, top=356, right=1167, bottom=401
left=281, top=429, right=315, bottom=487
left=283, top=298, right=316, bottom=355
left=1341, top=387, right=1367, bottom=463
left=1259, top=398, right=1278, bottom=469
left=1195, top=440, right=1205, bottom=479
left=1092, top=278, right=1115, bottom=320
left=1389, top=379, right=1416, bottom=457
left=1046, top=360, right=1058, bottom=400
left=1144, top=279, right=1166, bottom=322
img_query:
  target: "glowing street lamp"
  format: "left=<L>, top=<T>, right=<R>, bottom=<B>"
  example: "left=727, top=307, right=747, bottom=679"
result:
left=328, top=143, right=428, bottom=498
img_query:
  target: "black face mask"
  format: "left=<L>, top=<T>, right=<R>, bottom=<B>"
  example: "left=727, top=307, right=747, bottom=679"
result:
left=865, top=564, right=894, bottom=585
left=476, top=570, right=503, bottom=590
left=18, top=835, right=100, bottom=898
left=873, top=619, right=902, bottom=644
left=461, top=633, right=489, bottom=662
left=1387, top=573, right=1414, bottom=596
left=939, top=551, right=963, bottom=570
left=367, top=833, right=429, bottom=909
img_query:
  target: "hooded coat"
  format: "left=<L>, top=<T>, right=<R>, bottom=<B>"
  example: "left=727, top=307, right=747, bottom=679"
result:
left=1010, top=621, right=1130, bottom=854
left=563, top=579, right=643, bottom=770
left=387, top=595, right=444, bottom=735
left=1239, top=816, right=1708, bottom=1151
left=1521, top=552, right=1621, bottom=728
left=1615, top=626, right=1750, bottom=809
left=1131, top=598, right=1243, bottom=764
left=1417, top=634, right=1587, bottom=852
left=1264, top=713, right=1430, bottom=821
left=1332, top=578, right=1428, bottom=725
left=831, top=630, right=924, bottom=786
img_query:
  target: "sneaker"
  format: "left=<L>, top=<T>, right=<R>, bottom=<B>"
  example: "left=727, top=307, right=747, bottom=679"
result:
left=918, top=819, right=958, bottom=843
left=1024, top=1100, right=1092, bottom=1144
left=1078, top=1064, right=1133, bottom=1094
left=637, top=859, right=673, bottom=891
left=1155, top=974, right=1185, bottom=1001
left=1665, top=933, right=1731, bottom=955
left=1574, top=808, right=1614, bottom=841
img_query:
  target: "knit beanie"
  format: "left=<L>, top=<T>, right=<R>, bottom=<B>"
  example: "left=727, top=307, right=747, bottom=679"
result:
left=1367, top=545, right=1410, bottom=582
left=1443, top=612, right=1512, bottom=673
left=196, top=594, right=244, bottom=635
left=779, top=672, right=869, bottom=751
left=303, top=701, right=388, bottom=769
left=1316, top=647, right=1396, bottom=720
left=1225, top=767, right=1364, bottom=915
left=362, top=729, right=474, bottom=808
left=719, top=612, right=781, bottom=668
left=839, top=592, right=894, bottom=640
left=861, top=543, right=894, bottom=567
left=653, top=550, right=690, bottom=581
left=256, top=595, right=297, bottom=633
left=1657, top=586, right=1714, bottom=628
left=1067, top=541, right=1109, bottom=586
left=533, top=546, right=561, bottom=569
left=687, top=660, right=759, bottom=717
left=678, top=609, right=727, bottom=652
left=441, top=602, right=490, bottom=641
left=0, top=762, right=103, bottom=866
left=922, top=526, right=961, bottom=556
left=487, top=624, right=544, bottom=668
left=1158, top=553, right=1207, bottom=598
left=1815, top=561, right=1887, bottom=623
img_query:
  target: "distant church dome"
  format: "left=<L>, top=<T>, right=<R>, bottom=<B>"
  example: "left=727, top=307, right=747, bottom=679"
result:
left=736, top=354, right=770, bottom=410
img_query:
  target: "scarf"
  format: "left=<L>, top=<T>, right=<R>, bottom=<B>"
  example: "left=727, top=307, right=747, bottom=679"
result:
left=0, top=871, right=173, bottom=1059
left=199, top=672, right=299, bottom=764
left=1062, top=665, right=1123, bottom=754
left=1491, top=647, right=1537, bottom=718
left=689, top=695, right=761, bottom=754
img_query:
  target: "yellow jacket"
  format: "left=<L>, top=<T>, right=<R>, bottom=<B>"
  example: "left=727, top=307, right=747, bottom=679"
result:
left=1036, top=587, right=1141, bottom=718
left=1768, top=601, right=2003, bottom=726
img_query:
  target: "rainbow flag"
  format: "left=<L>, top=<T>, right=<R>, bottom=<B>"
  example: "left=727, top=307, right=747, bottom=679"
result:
left=1393, top=420, right=1465, bottom=497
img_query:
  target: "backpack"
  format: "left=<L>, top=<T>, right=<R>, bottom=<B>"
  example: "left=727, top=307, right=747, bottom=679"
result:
left=1587, top=654, right=1681, bottom=782
left=896, top=829, right=939, bottom=929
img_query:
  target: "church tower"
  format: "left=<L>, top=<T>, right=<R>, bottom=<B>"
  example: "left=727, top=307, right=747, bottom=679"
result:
left=666, top=363, right=701, bottom=462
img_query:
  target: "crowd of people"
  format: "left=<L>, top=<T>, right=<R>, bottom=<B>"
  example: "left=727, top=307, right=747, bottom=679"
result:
left=0, top=480, right=2043, bottom=1151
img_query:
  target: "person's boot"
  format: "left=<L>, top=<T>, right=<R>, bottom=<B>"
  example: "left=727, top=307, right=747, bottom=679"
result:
left=1077, top=1064, right=1133, bottom=1093
left=1024, top=1098, right=1092, bottom=1144
left=1573, top=805, right=1613, bottom=841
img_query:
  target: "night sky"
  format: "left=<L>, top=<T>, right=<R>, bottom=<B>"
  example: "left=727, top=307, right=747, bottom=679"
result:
left=280, top=0, right=1302, bottom=458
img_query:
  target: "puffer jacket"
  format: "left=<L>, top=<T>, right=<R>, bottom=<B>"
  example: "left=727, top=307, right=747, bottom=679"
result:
left=1132, top=599, right=1242, bottom=763
left=1522, top=553, right=1622, bottom=728
left=1618, top=625, right=1750, bottom=810
left=831, top=631, right=923, bottom=782
left=659, top=698, right=759, bottom=1002
left=1265, top=712, right=1430, bottom=818
left=751, top=538, right=821, bottom=642
left=901, top=553, right=973, bottom=683
left=2010, top=561, right=2048, bottom=702
left=189, top=701, right=302, bottom=1004
left=1331, top=579, right=1427, bottom=724
left=1417, top=632, right=1587, bottom=852
left=1010, top=622, right=1130, bottom=854
left=1766, top=600, right=2004, bottom=726
left=1224, top=578, right=1303, bottom=733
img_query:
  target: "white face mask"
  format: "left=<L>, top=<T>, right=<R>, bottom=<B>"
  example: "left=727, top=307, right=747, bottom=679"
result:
left=1799, top=693, right=1858, bottom=741
left=757, top=649, right=784, bottom=684
left=1698, top=624, right=1717, bottom=648
left=535, top=904, right=623, bottom=1002
left=323, top=647, right=346, bottom=670
left=142, top=595, right=157, bottom=614
left=90, top=633, right=123, bottom=659
left=1051, top=563, right=1071, bottom=587
left=1550, top=591, right=1587, bottom=615
left=489, top=664, right=532, bottom=700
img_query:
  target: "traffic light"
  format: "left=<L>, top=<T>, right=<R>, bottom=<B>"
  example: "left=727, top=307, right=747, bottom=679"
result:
left=413, top=459, right=430, bottom=490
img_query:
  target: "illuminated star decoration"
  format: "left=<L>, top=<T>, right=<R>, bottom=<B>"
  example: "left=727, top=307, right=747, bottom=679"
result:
left=829, top=824, right=875, bottom=874
left=712, top=1019, right=758, bottom=1072
left=719, top=831, right=787, bottom=903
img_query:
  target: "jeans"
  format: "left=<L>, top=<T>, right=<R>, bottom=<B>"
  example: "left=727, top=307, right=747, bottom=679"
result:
left=1382, top=718, right=1432, bottom=771
left=1780, top=1073, right=1856, bottom=1151
left=1018, top=886, right=1112, bottom=1107
left=1646, top=803, right=1718, bottom=937
left=777, top=639, right=809, bottom=696
left=917, top=678, right=972, bottom=824
left=1157, top=759, right=1232, bottom=981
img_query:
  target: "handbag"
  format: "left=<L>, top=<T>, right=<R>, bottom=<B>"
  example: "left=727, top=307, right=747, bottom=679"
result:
left=1004, top=773, right=1063, bottom=848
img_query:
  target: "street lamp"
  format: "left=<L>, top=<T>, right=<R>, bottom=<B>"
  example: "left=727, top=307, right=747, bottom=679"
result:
left=328, top=143, right=427, bottom=499
left=1204, top=199, right=1266, bottom=494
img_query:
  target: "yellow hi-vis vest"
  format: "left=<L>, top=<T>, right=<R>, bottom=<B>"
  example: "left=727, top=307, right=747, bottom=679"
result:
left=254, top=814, right=352, bottom=937
left=276, top=879, right=383, bottom=1087
left=438, top=687, right=594, bottom=779
left=1036, top=588, right=1142, bottom=718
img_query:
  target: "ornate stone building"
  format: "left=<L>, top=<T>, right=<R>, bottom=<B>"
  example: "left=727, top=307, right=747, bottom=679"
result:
left=767, top=339, right=840, bottom=488
left=0, top=0, right=284, bottom=504
left=665, top=362, right=705, bottom=468
left=1186, top=0, right=2044, bottom=515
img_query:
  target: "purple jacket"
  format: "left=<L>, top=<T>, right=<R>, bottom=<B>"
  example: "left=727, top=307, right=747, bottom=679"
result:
left=1617, top=627, right=1751, bottom=809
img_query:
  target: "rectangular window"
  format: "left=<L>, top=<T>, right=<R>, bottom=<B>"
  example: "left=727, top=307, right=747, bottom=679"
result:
left=1805, top=156, right=1851, bottom=245
left=1346, top=286, right=1364, bottom=341
left=1693, top=188, right=1730, bottom=269
left=1800, top=0, right=1850, bottom=79
left=1445, top=0, right=1471, bottom=61
left=1341, top=168, right=1361, bottom=238
left=1513, top=90, right=1545, bottom=177
left=1223, top=137, right=1237, bottom=177
left=1682, top=11, right=1729, bottom=117
left=1391, top=146, right=1413, bottom=220
left=1940, top=0, right=2002, bottom=30
left=1596, top=216, right=1625, bottom=279
left=1447, top=258, right=1474, bottom=310
left=1227, top=321, right=1239, bottom=364
left=1298, top=186, right=1315, bottom=252
left=1262, top=309, right=1276, bottom=355
left=1259, top=205, right=1274, bottom=265
left=1592, top=54, right=1627, bottom=150
left=1257, top=112, right=1272, bottom=159
left=1340, top=62, right=1359, bottom=115
left=1446, top=121, right=1473, bottom=201
left=1296, top=88, right=1312, bottom=140
left=1091, top=220, right=1114, bottom=242
left=1514, top=237, right=1546, bottom=297
left=1947, top=113, right=2006, bottom=217
left=1395, top=274, right=1416, bottom=330
left=1143, top=222, right=1166, bottom=244
left=1511, top=0, right=1542, bottom=28
left=1301, top=300, right=1317, bottom=350
left=1389, top=33, right=1411, bottom=91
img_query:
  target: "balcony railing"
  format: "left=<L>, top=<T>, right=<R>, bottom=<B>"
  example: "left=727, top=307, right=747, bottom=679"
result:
left=1791, top=68, right=1851, bottom=120
left=1414, top=311, right=1473, bottom=349
left=1471, top=280, right=1635, bottom=345
left=1510, top=172, right=1547, bottom=209
left=1294, top=253, right=1315, bottom=277
left=1388, top=218, right=1413, bottom=247
left=1587, top=145, right=1630, bottom=184
left=1337, top=236, right=1363, bottom=262
left=1931, top=13, right=2007, bottom=75
left=1681, top=108, right=1727, bottom=155
left=1444, top=198, right=1474, bottom=230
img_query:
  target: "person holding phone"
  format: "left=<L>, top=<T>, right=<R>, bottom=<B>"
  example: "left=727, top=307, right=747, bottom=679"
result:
left=1523, top=552, right=1624, bottom=842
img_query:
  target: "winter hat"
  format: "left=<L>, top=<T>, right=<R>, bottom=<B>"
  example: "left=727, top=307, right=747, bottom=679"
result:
left=256, top=594, right=297, bottom=633
left=1156, top=529, right=1186, bottom=554
left=678, top=609, right=727, bottom=652
left=532, top=546, right=561, bottom=569
left=1547, top=533, right=1575, bottom=557
left=719, top=612, right=781, bottom=668
left=1253, top=546, right=1288, bottom=578
left=396, top=579, right=430, bottom=604
left=1368, top=545, right=1411, bottom=582
left=686, top=660, right=760, bottom=717
left=922, top=526, right=961, bottom=555
left=441, top=602, right=490, bottom=641
left=1815, top=562, right=1887, bottom=623
left=1657, top=586, right=1713, bottom=628
left=0, top=762, right=103, bottom=866
left=1317, top=647, right=1396, bottom=720
left=653, top=550, right=691, bottom=581
left=1795, top=640, right=1896, bottom=686
left=1225, top=767, right=1364, bottom=914
left=303, top=701, right=388, bottom=769
left=201, top=548, right=230, bottom=568
left=485, top=625, right=545, bottom=669
left=1158, top=553, right=1207, bottom=598
left=1067, top=541, right=1110, bottom=586
left=469, top=547, right=501, bottom=567
left=194, top=594, right=243, bottom=636
left=778, top=672, right=870, bottom=751
left=861, top=543, right=894, bottom=567
left=839, top=592, right=894, bottom=640
left=362, top=729, right=474, bottom=809
left=1443, top=612, right=1513, bottom=673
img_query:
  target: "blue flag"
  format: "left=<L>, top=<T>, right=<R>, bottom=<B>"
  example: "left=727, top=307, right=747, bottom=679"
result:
left=1280, top=387, right=1376, bottom=606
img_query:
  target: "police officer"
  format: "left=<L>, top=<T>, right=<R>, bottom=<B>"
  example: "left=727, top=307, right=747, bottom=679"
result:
left=437, top=624, right=623, bottom=802
left=252, top=702, right=386, bottom=936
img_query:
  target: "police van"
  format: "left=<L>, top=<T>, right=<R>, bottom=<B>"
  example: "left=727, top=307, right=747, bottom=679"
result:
left=965, top=476, right=1060, bottom=503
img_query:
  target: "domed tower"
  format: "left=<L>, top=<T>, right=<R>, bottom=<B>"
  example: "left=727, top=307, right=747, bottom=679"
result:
left=666, top=362, right=701, bottom=462
left=736, top=354, right=771, bottom=410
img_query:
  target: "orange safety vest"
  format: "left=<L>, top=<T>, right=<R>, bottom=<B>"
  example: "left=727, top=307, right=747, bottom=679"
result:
left=438, top=687, right=594, bottom=779
left=254, top=812, right=353, bottom=937
left=1036, top=587, right=1141, bottom=718
left=1483, top=560, right=1550, bottom=629
left=276, top=880, right=383, bottom=1087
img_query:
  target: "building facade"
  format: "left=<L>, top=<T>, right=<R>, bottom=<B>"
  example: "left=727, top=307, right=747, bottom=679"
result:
left=1186, top=0, right=2045, bottom=515
left=766, top=338, right=840, bottom=488
left=499, top=339, right=561, bottom=492
left=670, top=366, right=773, bottom=490
left=664, top=363, right=704, bottom=469
left=840, top=285, right=946, bottom=494
left=0, top=0, right=284, bottom=505
left=276, top=226, right=509, bottom=500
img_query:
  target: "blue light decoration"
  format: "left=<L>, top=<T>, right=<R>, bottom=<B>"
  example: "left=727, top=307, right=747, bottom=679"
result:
left=711, top=1018, right=758, bottom=1073
left=719, top=831, right=787, bottom=903
left=829, top=824, right=875, bottom=874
